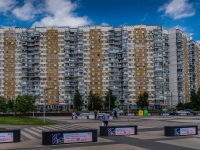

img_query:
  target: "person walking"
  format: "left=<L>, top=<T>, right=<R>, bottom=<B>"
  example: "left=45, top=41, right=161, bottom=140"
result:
left=72, top=111, right=76, bottom=120
left=114, top=110, right=118, bottom=119
left=94, top=110, right=97, bottom=120
left=102, top=113, right=109, bottom=126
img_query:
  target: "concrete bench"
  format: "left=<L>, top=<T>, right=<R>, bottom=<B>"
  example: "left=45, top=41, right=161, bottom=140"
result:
left=193, top=113, right=200, bottom=116
left=0, top=129, right=20, bottom=143
left=76, top=116, right=88, bottom=119
left=100, top=125, right=137, bottom=136
left=161, top=113, right=170, bottom=116
left=97, top=115, right=113, bottom=120
left=164, top=125, right=198, bottom=136
left=176, top=113, right=190, bottom=116
left=42, top=129, right=97, bottom=145
left=126, top=113, right=135, bottom=116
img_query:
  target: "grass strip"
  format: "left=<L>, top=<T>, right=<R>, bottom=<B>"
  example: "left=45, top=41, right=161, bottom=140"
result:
left=0, top=117, right=56, bottom=125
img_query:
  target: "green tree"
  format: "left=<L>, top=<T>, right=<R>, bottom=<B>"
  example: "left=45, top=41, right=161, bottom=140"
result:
left=136, top=91, right=149, bottom=110
left=15, top=94, right=36, bottom=116
left=176, top=102, right=184, bottom=110
left=6, top=99, right=15, bottom=113
left=184, top=102, right=193, bottom=109
left=73, top=89, right=83, bottom=110
left=104, top=89, right=117, bottom=110
left=190, top=89, right=200, bottom=110
left=88, top=91, right=103, bottom=111
left=0, top=96, right=7, bottom=113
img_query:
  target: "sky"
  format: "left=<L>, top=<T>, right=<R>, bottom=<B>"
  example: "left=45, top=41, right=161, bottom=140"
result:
left=0, top=0, right=199, bottom=43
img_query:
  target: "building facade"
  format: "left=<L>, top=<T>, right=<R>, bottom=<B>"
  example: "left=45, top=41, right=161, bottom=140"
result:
left=0, top=25, right=199, bottom=109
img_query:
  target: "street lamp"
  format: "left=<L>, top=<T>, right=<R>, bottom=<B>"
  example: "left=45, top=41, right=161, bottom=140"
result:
left=127, top=102, right=130, bottom=121
left=57, top=86, right=61, bottom=112
left=171, top=89, right=175, bottom=109
left=70, top=83, right=76, bottom=110
left=86, top=83, right=89, bottom=110
left=70, top=83, right=73, bottom=110
left=127, top=79, right=129, bottom=118
left=43, top=87, right=54, bottom=124
left=92, top=97, right=93, bottom=111
left=109, top=88, right=110, bottom=112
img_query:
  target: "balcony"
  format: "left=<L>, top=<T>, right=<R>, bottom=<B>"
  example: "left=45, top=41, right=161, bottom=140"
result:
left=176, top=37, right=182, bottom=43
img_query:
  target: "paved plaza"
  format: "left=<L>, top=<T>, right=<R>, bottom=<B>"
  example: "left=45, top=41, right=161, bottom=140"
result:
left=1, top=115, right=200, bottom=150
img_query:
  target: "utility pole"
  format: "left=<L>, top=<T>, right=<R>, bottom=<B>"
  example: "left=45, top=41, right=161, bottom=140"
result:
left=171, top=89, right=175, bottom=109
left=57, top=86, right=59, bottom=112
left=109, top=88, right=110, bottom=112
left=43, top=88, right=46, bottom=124
left=57, top=86, right=61, bottom=112
left=43, top=87, right=54, bottom=124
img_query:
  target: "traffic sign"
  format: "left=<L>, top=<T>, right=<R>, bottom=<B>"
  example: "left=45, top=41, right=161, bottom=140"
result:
left=114, top=100, right=120, bottom=106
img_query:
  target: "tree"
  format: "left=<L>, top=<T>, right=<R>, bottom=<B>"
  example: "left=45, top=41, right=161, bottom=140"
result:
left=88, top=91, right=103, bottom=111
left=73, top=89, right=83, bottom=110
left=15, top=94, right=36, bottom=116
left=176, top=102, right=184, bottom=110
left=136, top=91, right=149, bottom=110
left=0, top=96, right=7, bottom=113
left=190, top=89, right=200, bottom=110
left=104, top=89, right=117, bottom=110
left=184, top=102, right=193, bottom=109
left=6, top=99, right=14, bottom=113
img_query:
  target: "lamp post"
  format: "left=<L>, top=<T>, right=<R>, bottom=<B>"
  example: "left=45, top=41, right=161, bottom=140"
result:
left=109, top=88, right=110, bottom=112
left=92, top=98, right=93, bottom=111
left=70, top=83, right=73, bottom=110
left=171, top=89, right=175, bottom=109
left=127, top=79, right=129, bottom=119
left=57, top=86, right=61, bottom=112
left=70, top=83, right=76, bottom=110
left=127, top=102, right=130, bottom=121
left=43, top=87, right=54, bottom=124
left=86, top=83, right=89, bottom=110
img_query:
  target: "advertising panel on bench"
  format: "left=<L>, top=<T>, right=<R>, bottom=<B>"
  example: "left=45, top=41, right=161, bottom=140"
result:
left=89, top=115, right=94, bottom=119
left=77, top=116, right=87, bottom=119
left=178, top=113, right=187, bottom=116
left=107, top=127, right=135, bottom=136
left=52, top=132, right=92, bottom=145
left=162, top=113, right=169, bottom=116
left=0, top=132, right=13, bottom=143
left=98, top=116, right=103, bottom=120
left=174, top=127, right=196, bottom=136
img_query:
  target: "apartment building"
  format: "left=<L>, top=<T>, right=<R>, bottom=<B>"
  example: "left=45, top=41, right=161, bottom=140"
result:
left=168, top=29, right=200, bottom=107
left=0, top=25, right=199, bottom=109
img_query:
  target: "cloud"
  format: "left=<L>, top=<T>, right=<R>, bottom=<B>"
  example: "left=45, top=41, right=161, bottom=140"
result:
left=173, top=25, right=187, bottom=31
left=0, top=0, right=91, bottom=27
left=0, top=25, right=16, bottom=28
left=32, top=0, right=91, bottom=27
left=0, top=0, right=17, bottom=13
left=172, top=25, right=194, bottom=39
left=158, top=0, right=195, bottom=19
left=141, top=13, right=148, bottom=22
left=12, top=1, right=43, bottom=21
left=101, top=22, right=109, bottom=26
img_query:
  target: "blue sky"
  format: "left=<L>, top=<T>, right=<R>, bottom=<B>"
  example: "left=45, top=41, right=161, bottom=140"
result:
left=0, top=0, right=199, bottom=43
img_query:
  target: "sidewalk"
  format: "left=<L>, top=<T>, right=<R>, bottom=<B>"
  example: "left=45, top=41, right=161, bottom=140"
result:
left=0, top=116, right=200, bottom=150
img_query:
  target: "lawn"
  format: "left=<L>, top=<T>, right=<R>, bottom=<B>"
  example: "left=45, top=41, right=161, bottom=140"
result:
left=0, top=117, right=56, bottom=125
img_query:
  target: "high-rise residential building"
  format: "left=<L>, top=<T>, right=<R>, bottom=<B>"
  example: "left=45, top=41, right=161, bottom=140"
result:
left=0, top=25, right=199, bottom=110
left=168, top=29, right=200, bottom=106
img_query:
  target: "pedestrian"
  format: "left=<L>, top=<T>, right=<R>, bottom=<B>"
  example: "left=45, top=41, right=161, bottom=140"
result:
left=111, top=111, right=114, bottom=117
left=94, top=110, right=97, bottom=120
left=72, top=111, right=76, bottom=120
left=102, top=113, right=109, bottom=126
left=114, top=110, right=118, bottom=119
